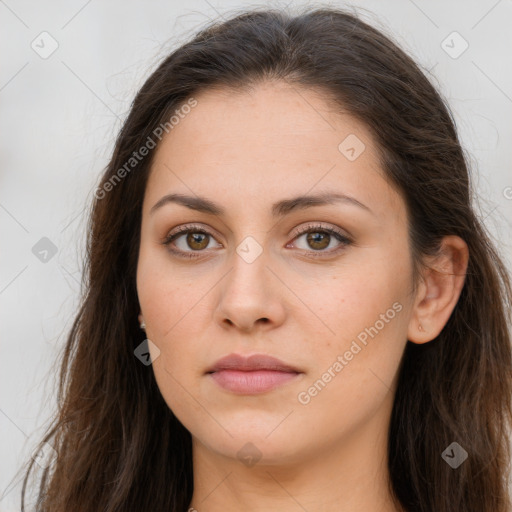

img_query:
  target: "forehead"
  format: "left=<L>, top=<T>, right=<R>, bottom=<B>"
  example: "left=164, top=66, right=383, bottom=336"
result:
left=145, top=81, right=405, bottom=223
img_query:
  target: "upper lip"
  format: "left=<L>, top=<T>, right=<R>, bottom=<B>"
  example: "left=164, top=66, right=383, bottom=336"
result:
left=206, top=353, right=301, bottom=373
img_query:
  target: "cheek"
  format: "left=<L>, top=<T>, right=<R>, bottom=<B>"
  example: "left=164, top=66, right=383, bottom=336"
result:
left=294, top=301, right=407, bottom=441
left=137, top=250, right=199, bottom=338
left=303, top=264, right=404, bottom=342
left=297, top=252, right=410, bottom=396
left=151, top=355, right=207, bottom=434
left=136, top=253, right=210, bottom=384
left=333, top=242, right=411, bottom=330
left=142, top=303, right=206, bottom=427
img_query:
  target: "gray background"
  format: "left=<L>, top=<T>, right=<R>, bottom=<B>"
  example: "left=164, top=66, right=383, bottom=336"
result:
left=1, top=0, right=511, bottom=509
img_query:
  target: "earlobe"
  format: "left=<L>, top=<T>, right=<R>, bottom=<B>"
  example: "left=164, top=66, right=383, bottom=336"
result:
left=407, top=235, right=469, bottom=344
left=138, top=313, right=146, bottom=330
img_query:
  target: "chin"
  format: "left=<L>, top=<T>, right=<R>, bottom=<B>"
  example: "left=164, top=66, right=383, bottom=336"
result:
left=194, top=422, right=307, bottom=465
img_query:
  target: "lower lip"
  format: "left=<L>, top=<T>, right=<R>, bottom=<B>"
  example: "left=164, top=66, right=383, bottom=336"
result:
left=209, top=369, right=300, bottom=394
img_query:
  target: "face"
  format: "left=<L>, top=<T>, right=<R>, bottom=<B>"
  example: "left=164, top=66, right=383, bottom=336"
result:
left=136, top=80, right=416, bottom=465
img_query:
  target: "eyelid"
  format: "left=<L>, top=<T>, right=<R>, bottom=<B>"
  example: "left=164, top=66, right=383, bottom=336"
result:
left=290, top=222, right=351, bottom=241
left=163, top=223, right=222, bottom=243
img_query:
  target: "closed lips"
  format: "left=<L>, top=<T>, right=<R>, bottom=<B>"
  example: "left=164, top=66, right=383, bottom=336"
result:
left=206, top=353, right=303, bottom=394
left=206, top=353, right=302, bottom=374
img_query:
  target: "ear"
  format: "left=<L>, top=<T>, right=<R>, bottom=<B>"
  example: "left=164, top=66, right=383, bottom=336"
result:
left=138, top=313, right=144, bottom=324
left=407, top=235, right=469, bottom=344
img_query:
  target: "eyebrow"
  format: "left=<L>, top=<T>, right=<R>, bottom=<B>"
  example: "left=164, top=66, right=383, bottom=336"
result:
left=149, top=191, right=373, bottom=217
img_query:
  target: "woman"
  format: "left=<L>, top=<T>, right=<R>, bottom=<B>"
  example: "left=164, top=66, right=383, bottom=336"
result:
left=22, top=6, right=512, bottom=512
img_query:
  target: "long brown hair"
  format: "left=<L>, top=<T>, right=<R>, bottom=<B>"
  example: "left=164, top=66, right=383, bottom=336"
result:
left=20, top=5, right=512, bottom=511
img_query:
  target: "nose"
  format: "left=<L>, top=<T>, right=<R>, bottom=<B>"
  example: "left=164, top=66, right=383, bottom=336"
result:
left=213, top=245, right=286, bottom=334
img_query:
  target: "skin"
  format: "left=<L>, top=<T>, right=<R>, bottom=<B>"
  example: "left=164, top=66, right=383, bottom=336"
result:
left=136, top=80, right=468, bottom=512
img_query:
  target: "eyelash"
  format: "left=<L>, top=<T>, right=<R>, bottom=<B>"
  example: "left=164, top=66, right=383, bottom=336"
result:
left=161, top=223, right=352, bottom=260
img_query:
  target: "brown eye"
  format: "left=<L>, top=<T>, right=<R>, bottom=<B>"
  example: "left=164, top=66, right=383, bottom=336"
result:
left=290, top=223, right=352, bottom=258
left=162, top=226, right=222, bottom=258
left=305, top=231, right=330, bottom=250
left=186, top=232, right=209, bottom=250
left=163, top=223, right=352, bottom=260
